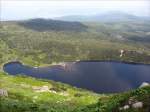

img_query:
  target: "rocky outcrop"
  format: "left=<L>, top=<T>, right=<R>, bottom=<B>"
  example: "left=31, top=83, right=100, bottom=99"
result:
left=119, top=97, right=143, bottom=111
left=139, top=82, right=149, bottom=88
left=32, top=86, right=69, bottom=96
left=0, top=89, right=8, bottom=97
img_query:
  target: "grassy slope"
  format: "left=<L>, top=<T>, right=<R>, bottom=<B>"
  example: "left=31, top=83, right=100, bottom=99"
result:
left=0, top=72, right=150, bottom=112
left=0, top=72, right=100, bottom=112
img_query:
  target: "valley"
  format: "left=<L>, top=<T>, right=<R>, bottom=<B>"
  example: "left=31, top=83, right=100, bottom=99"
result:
left=0, top=11, right=150, bottom=112
left=0, top=18, right=150, bottom=68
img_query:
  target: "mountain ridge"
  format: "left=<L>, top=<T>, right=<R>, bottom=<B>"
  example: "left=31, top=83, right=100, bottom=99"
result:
left=54, top=11, right=150, bottom=22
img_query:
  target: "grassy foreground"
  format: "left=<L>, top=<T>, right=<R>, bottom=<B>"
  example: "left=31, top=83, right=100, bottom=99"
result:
left=0, top=72, right=150, bottom=112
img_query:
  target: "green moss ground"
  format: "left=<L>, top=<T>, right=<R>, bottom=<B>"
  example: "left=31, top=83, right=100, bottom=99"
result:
left=0, top=72, right=150, bottom=112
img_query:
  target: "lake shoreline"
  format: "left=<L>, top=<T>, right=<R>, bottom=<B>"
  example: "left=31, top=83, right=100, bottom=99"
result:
left=3, top=59, right=150, bottom=69
left=3, top=60, right=150, bottom=93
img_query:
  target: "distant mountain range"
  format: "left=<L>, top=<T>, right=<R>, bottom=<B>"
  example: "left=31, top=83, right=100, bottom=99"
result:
left=14, top=11, right=149, bottom=32
left=54, top=11, right=150, bottom=22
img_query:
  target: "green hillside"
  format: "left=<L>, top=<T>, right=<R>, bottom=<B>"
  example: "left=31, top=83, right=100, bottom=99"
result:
left=0, top=19, right=150, bottom=67
left=0, top=72, right=150, bottom=112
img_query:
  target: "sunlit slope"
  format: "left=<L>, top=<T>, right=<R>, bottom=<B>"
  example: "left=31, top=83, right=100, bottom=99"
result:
left=0, top=72, right=99, bottom=111
left=0, top=72, right=150, bottom=112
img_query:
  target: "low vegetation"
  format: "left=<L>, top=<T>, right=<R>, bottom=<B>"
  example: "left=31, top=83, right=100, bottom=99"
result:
left=0, top=19, right=150, bottom=67
left=0, top=72, right=150, bottom=112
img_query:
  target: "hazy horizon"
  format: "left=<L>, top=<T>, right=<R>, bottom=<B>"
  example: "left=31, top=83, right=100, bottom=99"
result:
left=1, top=0, right=150, bottom=21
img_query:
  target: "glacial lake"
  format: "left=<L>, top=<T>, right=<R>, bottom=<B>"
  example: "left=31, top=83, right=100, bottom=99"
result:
left=3, top=61, right=150, bottom=93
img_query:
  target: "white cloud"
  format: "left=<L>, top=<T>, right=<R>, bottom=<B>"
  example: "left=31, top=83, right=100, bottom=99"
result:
left=1, top=0, right=150, bottom=20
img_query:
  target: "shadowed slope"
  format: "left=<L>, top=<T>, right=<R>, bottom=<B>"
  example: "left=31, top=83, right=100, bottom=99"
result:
left=18, top=18, right=88, bottom=32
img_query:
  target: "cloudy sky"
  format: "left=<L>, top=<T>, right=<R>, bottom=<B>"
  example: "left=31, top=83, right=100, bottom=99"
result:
left=1, top=0, right=150, bottom=20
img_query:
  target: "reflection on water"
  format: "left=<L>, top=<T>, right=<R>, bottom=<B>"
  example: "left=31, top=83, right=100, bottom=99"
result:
left=3, top=61, right=150, bottom=93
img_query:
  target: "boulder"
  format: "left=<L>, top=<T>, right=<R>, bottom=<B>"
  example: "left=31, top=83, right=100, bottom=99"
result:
left=0, top=89, right=8, bottom=97
left=123, top=105, right=130, bottom=110
left=119, top=105, right=129, bottom=110
left=140, top=82, right=149, bottom=88
left=119, top=97, right=144, bottom=111
left=132, top=102, right=143, bottom=109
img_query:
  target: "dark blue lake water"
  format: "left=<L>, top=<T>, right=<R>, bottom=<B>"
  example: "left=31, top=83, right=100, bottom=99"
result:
left=3, top=61, right=150, bottom=93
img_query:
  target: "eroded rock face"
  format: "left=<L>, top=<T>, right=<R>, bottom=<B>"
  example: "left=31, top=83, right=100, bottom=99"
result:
left=0, top=89, right=8, bottom=97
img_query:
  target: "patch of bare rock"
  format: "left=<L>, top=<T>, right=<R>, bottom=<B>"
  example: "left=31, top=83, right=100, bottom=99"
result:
left=0, top=89, right=8, bottom=97
left=119, top=97, right=143, bottom=111
left=32, top=85, right=69, bottom=96
left=119, top=82, right=150, bottom=111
